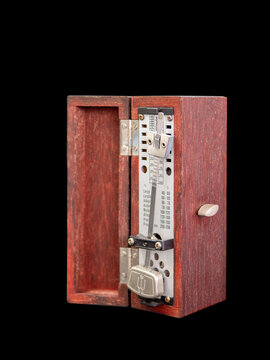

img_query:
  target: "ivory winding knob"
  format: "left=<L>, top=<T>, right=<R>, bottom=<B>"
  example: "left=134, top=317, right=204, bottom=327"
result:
left=197, top=204, right=219, bottom=217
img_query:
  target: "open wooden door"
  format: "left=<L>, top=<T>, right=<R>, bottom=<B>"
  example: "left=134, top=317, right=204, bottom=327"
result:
left=67, top=96, right=130, bottom=306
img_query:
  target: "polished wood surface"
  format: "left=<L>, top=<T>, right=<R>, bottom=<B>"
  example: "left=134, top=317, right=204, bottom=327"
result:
left=67, top=96, right=130, bottom=306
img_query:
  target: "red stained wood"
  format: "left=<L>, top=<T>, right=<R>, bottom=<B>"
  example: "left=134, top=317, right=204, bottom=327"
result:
left=179, top=97, right=227, bottom=317
left=130, top=96, right=227, bottom=317
left=67, top=95, right=227, bottom=317
left=67, top=96, right=130, bottom=306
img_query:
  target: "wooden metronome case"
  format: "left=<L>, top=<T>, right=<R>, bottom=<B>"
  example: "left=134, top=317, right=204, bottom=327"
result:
left=67, top=96, right=226, bottom=318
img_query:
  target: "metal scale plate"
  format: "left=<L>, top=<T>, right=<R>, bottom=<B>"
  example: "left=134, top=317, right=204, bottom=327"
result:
left=138, top=108, right=174, bottom=299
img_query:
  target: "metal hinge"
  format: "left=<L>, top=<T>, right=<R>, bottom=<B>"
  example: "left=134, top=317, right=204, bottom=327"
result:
left=119, top=247, right=139, bottom=284
left=120, top=119, right=138, bottom=156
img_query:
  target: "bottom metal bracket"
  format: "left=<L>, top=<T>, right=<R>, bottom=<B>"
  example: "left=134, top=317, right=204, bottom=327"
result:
left=139, top=296, right=174, bottom=307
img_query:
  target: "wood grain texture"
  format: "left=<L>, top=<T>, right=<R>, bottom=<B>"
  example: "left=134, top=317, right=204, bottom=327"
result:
left=179, top=96, right=227, bottom=317
left=130, top=96, right=227, bottom=317
left=67, top=96, right=130, bottom=306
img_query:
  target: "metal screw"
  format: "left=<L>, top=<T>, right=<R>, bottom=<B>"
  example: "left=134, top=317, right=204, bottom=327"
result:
left=167, top=115, right=173, bottom=121
left=161, top=142, right=166, bottom=148
left=121, top=272, right=127, bottom=279
left=165, top=296, right=171, bottom=303
left=121, top=250, right=127, bottom=256
left=143, top=241, right=148, bottom=247
left=128, top=238, right=134, bottom=246
left=155, top=241, right=162, bottom=250
left=133, top=124, right=138, bottom=130
left=148, top=139, right=152, bottom=145
left=132, top=252, right=137, bottom=258
left=122, top=123, right=127, bottom=129
left=133, top=146, right=138, bottom=152
left=139, top=114, right=144, bottom=120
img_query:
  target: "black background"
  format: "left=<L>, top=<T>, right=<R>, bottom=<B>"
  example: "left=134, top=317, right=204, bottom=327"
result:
left=3, top=0, right=267, bottom=353
left=23, top=18, right=263, bottom=351
left=44, top=71, right=252, bottom=332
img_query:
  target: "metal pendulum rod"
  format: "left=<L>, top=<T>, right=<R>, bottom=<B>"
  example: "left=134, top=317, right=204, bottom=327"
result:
left=144, top=157, right=159, bottom=267
left=147, top=156, right=159, bottom=238
left=144, top=113, right=163, bottom=267
left=144, top=249, right=151, bottom=267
